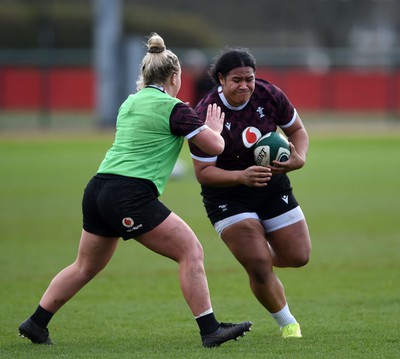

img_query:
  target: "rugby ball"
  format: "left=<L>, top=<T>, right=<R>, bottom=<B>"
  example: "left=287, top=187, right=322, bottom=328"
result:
left=253, top=132, right=291, bottom=167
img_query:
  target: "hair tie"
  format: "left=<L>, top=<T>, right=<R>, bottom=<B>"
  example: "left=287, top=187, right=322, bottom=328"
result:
left=148, top=47, right=165, bottom=54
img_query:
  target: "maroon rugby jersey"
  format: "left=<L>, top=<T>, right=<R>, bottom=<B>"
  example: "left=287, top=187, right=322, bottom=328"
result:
left=189, top=79, right=296, bottom=171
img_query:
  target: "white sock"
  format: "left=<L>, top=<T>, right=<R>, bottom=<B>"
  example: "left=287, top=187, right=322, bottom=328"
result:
left=270, top=303, right=297, bottom=328
left=194, top=307, right=213, bottom=319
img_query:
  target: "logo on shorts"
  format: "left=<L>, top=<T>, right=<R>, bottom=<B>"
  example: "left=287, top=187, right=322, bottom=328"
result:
left=122, top=217, right=143, bottom=232
left=218, top=204, right=228, bottom=212
left=122, top=217, right=135, bottom=228
left=281, top=195, right=289, bottom=204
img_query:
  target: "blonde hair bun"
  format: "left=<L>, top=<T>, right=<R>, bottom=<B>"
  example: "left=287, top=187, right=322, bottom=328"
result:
left=147, top=33, right=166, bottom=54
left=136, top=32, right=180, bottom=91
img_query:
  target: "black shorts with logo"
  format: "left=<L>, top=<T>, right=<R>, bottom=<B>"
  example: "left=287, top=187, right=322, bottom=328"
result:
left=82, top=174, right=171, bottom=240
left=202, top=173, right=298, bottom=225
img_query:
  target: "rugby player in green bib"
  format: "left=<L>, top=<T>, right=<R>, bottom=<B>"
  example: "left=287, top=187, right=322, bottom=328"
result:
left=19, top=33, right=252, bottom=348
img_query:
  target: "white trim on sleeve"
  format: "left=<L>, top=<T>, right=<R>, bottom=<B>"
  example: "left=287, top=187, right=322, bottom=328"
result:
left=190, top=153, right=218, bottom=162
left=185, top=125, right=208, bottom=140
left=279, top=109, right=298, bottom=129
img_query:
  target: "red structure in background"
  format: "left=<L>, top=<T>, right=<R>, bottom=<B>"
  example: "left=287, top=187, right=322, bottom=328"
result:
left=0, top=66, right=399, bottom=112
left=0, top=67, right=94, bottom=110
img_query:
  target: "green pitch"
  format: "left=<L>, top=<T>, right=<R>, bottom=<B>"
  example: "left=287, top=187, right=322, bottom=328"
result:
left=0, top=131, right=399, bottom=358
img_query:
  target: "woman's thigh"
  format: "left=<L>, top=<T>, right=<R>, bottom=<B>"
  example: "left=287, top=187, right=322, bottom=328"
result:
left=136, top=212, right=203, bottom=262
left=221, top=218, right=273, bottom=268
left=266, top=219, right=311, bottom=267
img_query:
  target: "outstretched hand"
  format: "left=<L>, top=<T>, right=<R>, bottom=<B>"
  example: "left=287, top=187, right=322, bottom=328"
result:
left=205, top=104, right=225, bottom=134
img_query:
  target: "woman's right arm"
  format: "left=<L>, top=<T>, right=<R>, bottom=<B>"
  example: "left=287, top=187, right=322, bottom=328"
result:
left=192, top=159, right=272, bottom=188
left=190, top=104, right=225, bottom=156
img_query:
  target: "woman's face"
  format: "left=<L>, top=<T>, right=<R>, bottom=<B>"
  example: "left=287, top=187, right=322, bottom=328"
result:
left=219, top=66, right=255, bottom=107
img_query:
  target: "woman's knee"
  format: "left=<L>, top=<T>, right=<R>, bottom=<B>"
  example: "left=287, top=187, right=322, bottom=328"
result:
left=268, top=224, right=311, bottom=267
left=185, top=239, right=205, bottom=264
left=291, top=250, right=310, bottom=267
left=73, top=257, right=106, bottom=281
left=243, top=257, right=274, bottom=284
left=291, top=234, right=311, bottom=267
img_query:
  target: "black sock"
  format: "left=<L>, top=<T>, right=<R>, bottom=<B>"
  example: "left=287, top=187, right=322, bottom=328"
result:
left=30, top=305, right=54, bottom=329
left=196, top=313, right=219, bottom=335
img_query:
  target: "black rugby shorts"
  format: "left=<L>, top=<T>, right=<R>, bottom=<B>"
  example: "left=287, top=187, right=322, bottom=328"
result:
left=205, top=189, right=299, bottom=226
left=82, top=175, right=171, bottom=240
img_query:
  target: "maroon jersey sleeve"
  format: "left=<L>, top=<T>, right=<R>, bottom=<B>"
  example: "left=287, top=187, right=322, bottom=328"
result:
left=188, top=89, right=221, bottom=160
left=255, top=79, right=295, bottom=128
left=169, top=103, right=207, bottom=138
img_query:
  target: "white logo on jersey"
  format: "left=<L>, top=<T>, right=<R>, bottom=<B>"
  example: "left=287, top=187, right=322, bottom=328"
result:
left=256, top=107, right=265, bottom=118
left=281, top=195, right=289, bottom=204
left=225, top=122, right=231, bottom=130
left=242, top=127, right=262, bottom=148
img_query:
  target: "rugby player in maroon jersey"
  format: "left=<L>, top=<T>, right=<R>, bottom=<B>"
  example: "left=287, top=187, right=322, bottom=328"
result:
left=189, top=47, right=311, bottom=339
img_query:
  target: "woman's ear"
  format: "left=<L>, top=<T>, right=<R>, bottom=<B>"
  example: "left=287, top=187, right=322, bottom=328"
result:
left=170, top=72, right=177, bottom=86
left=218, top=73, right=224, bottom=85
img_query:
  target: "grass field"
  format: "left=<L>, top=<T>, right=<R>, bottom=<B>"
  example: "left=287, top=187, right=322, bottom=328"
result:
left=0, top=122, right=399, bottom=358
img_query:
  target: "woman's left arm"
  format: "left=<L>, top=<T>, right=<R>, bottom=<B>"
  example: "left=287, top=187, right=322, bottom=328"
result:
left=271, top=113, right=309, bottom=173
